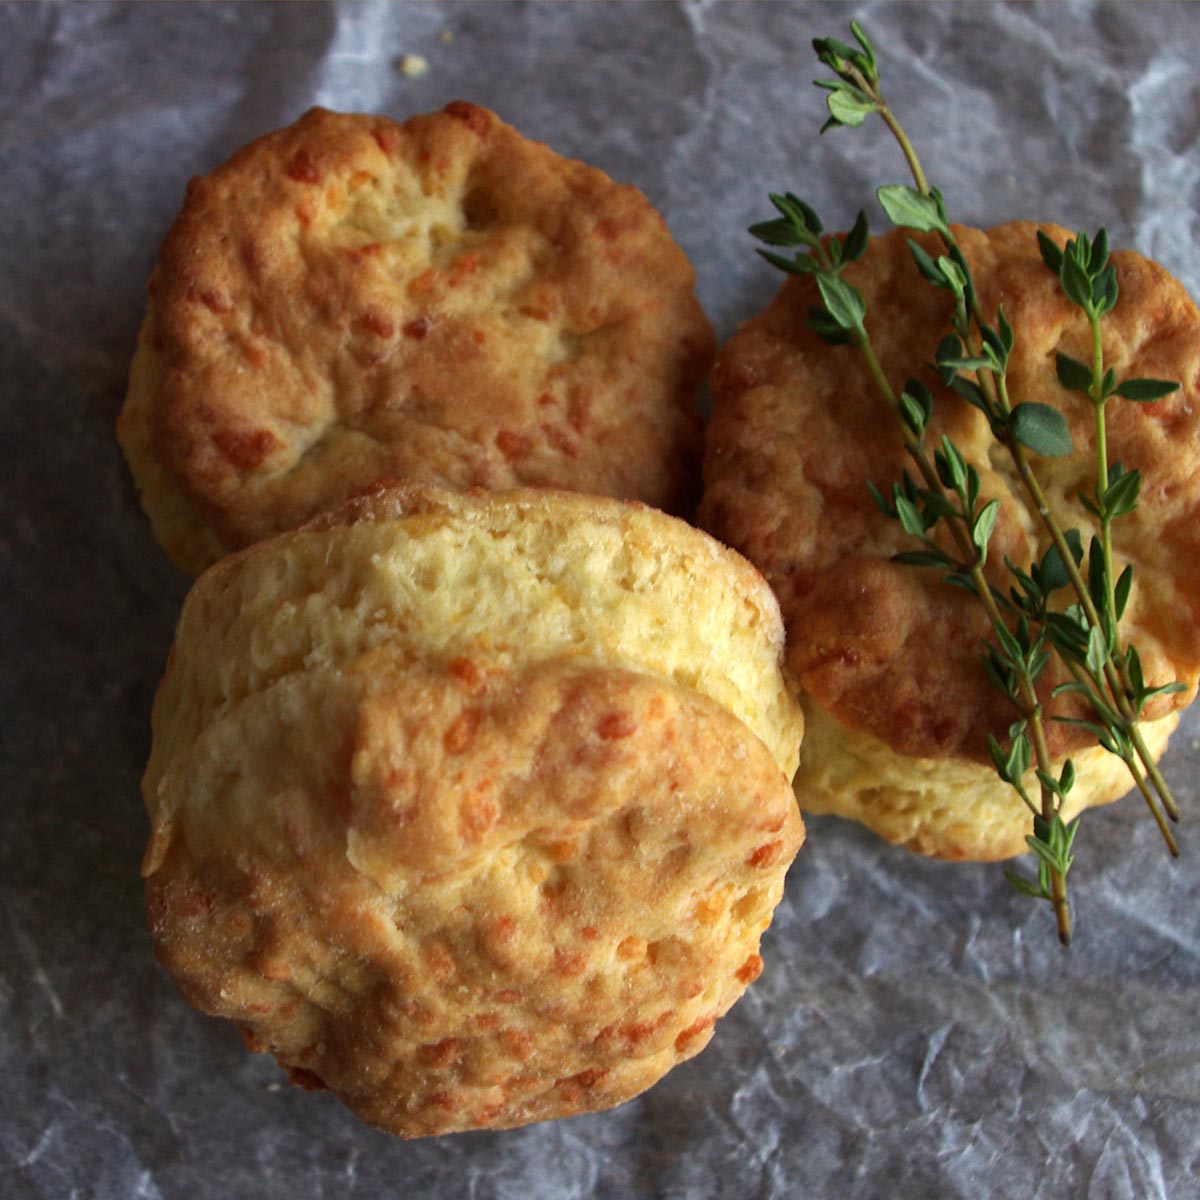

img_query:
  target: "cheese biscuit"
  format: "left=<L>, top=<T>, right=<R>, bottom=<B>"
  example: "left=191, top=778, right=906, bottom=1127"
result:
left=141, top=485, right=804, bottom=1135
left=703, top=222, right=1200, bottom=860
left=119, top=104, right=713, bottom=573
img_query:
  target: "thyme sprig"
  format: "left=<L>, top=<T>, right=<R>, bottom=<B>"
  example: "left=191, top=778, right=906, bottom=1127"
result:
left=753, top=20, right=1186, bottom=942
left=815, top=22, right=1186, bottom=858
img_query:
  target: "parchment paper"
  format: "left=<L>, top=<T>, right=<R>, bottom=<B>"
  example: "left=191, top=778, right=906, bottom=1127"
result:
left=3, top=3, right=1199, bottom=1197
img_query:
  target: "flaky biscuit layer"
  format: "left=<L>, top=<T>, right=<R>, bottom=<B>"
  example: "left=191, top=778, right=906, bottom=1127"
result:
left=151, top=484, right=802, bottom=778
left=119, top=103, right=713, bottom=574
left=797, top=698, right=1177, bottom=861
left=143, top=486, right=804, bottom=1135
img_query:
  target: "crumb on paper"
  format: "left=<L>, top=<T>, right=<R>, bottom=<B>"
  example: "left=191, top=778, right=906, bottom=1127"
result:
left=1191, top=738, right=1200, bottom=751
left=265, top=1082, right=283, bottom=1093
left=396, top=54, right=429, bottom=78
left=440, top=29, right=454, bottom=45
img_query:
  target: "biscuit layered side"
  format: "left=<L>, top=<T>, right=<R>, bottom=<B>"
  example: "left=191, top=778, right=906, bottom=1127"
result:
left=797, top=700, right=1176, bottom=861
left=702, top=221, right=1200, bottom=860
left=118, top=103, right=714, bottom=574
left=142, top=486, right=805, bottom=1136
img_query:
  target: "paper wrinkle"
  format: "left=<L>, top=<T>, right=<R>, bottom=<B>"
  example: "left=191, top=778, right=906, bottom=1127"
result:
left=313, top=5, right=415, bottom=114
left=5, top=2, right=1200, bottom=1198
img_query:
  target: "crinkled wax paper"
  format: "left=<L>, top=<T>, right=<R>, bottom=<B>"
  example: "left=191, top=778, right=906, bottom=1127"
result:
left=3, top=2, right=1199, bottom=1197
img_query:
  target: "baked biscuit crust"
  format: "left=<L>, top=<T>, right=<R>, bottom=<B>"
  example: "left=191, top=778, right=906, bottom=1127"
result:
left=142, top=485, right=804, bottom=1135
left=118, top=104, right=713, bottom=573
left=703, top=222, right=1200, bottom=858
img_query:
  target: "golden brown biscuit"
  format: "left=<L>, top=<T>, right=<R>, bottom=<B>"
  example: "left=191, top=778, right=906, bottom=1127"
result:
left=702, top=221, right=1200, bottom=860
left=142, top=484, right=804, bottom=1136
left=118, top=103, right=713, bottom=574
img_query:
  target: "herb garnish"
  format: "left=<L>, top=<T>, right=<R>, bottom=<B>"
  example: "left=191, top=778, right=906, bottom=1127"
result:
left=752, top=21, right=1184, bottom=943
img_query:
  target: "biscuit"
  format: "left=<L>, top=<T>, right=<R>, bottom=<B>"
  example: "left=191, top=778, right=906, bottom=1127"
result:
left=118, top=103, right=713, bottom=574
left=702, top=221, right=1200, bottom=860
left=141, top=484, right=804, bottom=1136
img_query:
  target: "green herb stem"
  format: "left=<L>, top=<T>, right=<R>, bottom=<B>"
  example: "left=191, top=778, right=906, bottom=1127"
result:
left=1089, top=314, right=1119, bottom=626
left=1049, top=844, right=1071, bottom=944
left=1125, top=750, right=1178, bottom=856
left=878, top=105, right=931, bottom=198
left=1130, top=716, right=1182, bottom=832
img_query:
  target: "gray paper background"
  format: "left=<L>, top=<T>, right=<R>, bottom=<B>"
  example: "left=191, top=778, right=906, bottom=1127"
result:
left=3, top=2, right=1199, bottom=1197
